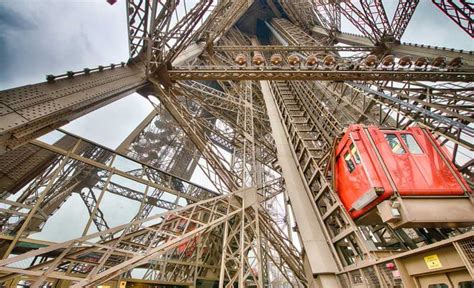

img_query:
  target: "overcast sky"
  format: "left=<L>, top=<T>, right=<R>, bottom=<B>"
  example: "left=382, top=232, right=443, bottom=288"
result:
left=1, top=0, right=472, bottom=242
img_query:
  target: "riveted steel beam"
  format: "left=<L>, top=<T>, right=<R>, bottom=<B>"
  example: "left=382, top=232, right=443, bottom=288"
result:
left=168, top=68, right=474, bottom=82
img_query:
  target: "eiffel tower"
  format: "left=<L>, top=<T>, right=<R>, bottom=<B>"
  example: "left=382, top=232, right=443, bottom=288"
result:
left=0, top=1, right=473, bottom=287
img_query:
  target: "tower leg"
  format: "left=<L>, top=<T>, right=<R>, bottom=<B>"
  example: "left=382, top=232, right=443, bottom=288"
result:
left=259, top=80, right=339, bottom=287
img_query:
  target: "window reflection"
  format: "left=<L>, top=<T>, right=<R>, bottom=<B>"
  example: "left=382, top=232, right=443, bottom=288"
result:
left=385, top=134, right=406, bottom=154
left=400, top=134, right=423, bottom=154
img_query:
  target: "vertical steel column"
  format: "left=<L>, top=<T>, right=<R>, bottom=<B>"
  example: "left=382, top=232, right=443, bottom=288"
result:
left=259, top=80, right=339, bottom=288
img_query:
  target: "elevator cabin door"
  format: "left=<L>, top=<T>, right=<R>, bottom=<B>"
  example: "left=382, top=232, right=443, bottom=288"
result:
left=336, top=140, right=373, bottom=213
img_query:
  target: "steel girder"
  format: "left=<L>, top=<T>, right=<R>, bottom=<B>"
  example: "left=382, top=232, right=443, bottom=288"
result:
left=391, top=0, right=420, bottom=39
left=148, top=82, right=241, bottom=193
left=334, top=0, right=471, bottom=42
left=127, top=0, right=212, bottom=64
left=0, top=136, right=114, bottom=243
left=0, top=64, right=147, bottom=153
left=127, top=0, right=254, bottom=72
left=213, top=45, right=375, bottom=52
left=0, top=132, right=220, bottom=252
left=0, top=187, right=306, bottom=287
left=311, top=0, right=341, bottom=33
left=0, top=1, right=473, bottom=287
left=337, top=1, right=383, bottom=43
left=310, top=25, right=474, bottom=68
left=167, top=67, right=474, bottom=82
left=177, top=82, right=275, bottom=162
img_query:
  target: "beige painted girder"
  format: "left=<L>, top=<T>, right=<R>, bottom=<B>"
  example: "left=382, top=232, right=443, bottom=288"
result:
left=0, top=64, right=147, bottom=153
left=259, top=80, right=339, bottom=287
left=28, top=135, right=215, bottom=204
left=168, top=68, right=474, bottom=82
left=149, top=80, right=240, bottom=192
left=0, top=194, right=243, bottom=286
left=311, top=25, right=474, bottom=67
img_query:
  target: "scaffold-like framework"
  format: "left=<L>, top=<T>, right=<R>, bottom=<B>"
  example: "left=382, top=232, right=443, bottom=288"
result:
left=0, top=1, right=473, bottom=287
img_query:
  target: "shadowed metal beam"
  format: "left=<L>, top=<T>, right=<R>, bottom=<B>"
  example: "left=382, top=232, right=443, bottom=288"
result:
left=168, top=68, right=474, bottom=82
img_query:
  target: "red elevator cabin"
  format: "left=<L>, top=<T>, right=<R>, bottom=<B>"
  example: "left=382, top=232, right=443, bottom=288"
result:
left=334, top=124, right=473, bottom=228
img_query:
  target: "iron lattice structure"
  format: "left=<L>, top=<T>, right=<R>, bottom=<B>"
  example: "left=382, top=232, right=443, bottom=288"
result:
left=0, top=0, right=473, bottom=287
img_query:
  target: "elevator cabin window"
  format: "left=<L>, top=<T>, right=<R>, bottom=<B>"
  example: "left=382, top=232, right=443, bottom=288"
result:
left=458, top=281, right=474, bottom=288
left=400, top=133, right=423, bottom=154
left=344, top=152, right=355, bottom=173
left=384, top=134, right=406, bottom=154
left=350, top=143, right=361, bottom=163
left=344, top=142, right=360, bottom=173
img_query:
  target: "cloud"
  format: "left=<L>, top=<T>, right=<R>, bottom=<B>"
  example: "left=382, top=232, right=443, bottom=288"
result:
left=0, top=4, right=37, bottom=30
left=0, top=0, right=129, bottom=90
left=0, top=3, right=38, bottom=82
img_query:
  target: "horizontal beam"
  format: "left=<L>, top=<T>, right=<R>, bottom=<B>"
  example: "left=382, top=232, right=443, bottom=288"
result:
left=312, top=25, right=474, bottom=68
left=29, top=136, right=216, bottom=203
left=213, top=45, right=375, bottom=52
left=388, top=43, right=474, bottom=68
left=121, top=278, right=193, bottom=286
left=168, top=68, right=474, bottom=82
left=311, top=25, right=373, bottom=46
left=349, top=82, right=474, bottom=135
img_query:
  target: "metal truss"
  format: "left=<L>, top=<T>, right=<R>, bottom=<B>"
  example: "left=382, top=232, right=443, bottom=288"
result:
left=0, top=136, right=113, bottom=243
left=334, top=0, right=470, bottom=43
left=199, top=0, right=254, bottom=45
left=116, top=106, right=200, bottom=179
left=126, top=0, right=149, bottom=59
left=391, top=0, right=420, bottom=40
left=337, top=0, right=388, bottom=43
left=148, top=83, right=241, bottom=193
left=180, top=80, right=269, bottom=124
left=432, top=0, right=474, bottom=37
left=168, top=67, right=474, bottom=82
left=0, top=193, right=244, bottom=286
left=1, top=1, right=473, bottom=287
left=127, top=0, right=254, bottom=73
left=213, top=45, right=374, bottom=52
left=127, top=0, right=212, bottom=65
left=311, top=0, right=341, bottom=34
left=0, top=181, right=305, bottom=287
left=311, top=30, right=474, bottom=72
left=0, top=132, right=220, bottom=256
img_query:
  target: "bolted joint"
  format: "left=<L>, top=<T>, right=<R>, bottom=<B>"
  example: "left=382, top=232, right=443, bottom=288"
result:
left=46, top=74, right=55, bottom=83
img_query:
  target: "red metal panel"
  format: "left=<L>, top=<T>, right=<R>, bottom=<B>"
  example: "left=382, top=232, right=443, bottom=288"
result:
left=373, top=126, right=466, bottom=196
left=335, top=124, right=471, bottom=220
left=336, top=125, right=394, bottom=219
left=335, top=134, right=372, bottom=216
